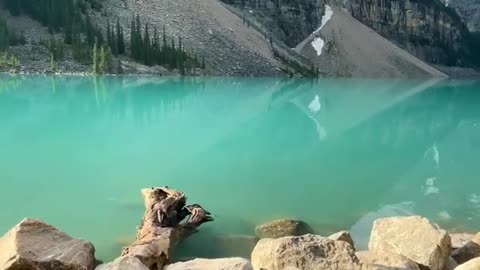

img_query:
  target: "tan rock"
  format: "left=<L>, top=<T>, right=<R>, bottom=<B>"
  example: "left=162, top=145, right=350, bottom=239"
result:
left=454, top=257, right=480, bottom=270
left=329, top=230, right=355, bottom=249
left=255, top=219, right=314, bottom=239
left=164, top=258, right=253, bottom=270
left=452, top=233, right=480, bottom=264
left=355, top=250, right=420, bottom=270
left=368, top=216, right=451, bottom=270
left=96, top=256, right=148, bottom=270
left=251, top=234, right=359, bottom=270
left=0, top=218, right=96, bottom=270
left=450, top=233, right=475, bottom=251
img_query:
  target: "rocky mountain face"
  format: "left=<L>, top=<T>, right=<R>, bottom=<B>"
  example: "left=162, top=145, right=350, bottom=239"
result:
left=219, top=0, right=325, bottom=47
left=449, top=0, right=480, bottom=33
left=347, top=0, right=472, bottom=66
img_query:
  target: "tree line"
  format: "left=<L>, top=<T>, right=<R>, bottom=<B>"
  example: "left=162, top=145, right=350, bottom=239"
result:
left=0, top=17, right=26, bottom=51
left=1, top=0, right=205, bottom=74
left=129, top=15, right=205, bottom=75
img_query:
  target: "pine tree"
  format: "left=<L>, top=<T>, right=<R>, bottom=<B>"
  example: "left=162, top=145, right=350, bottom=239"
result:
left=85, top=14, right=95, bottom=46
left=104, top=45, right=113, bottom=73
left=107, top=21, right=112, bottom=50
left=116, top=17, right=125, bottom=54
left=99, top=45, right=106, bottom=73
left=64, top=23, right=73, bottom=45
left=135, top=15, right=142, bottom=60
left=170, top=38, right=176, bottom=69
left=49, top=35, right=56, bottom=59
left=178, top=36, right=185, bottom=75
left=93, top=42, right=100, bottom=74
left=97, top=45, right=113, bottom=74
left=50, top=53, right=57, bottom=73
left=0, top=18, right=10, bottom=51
left=130, top=14, right=136, bottom=58
left=162, top=26, right=167, bottom=65
left=107, top=21, right=118, bottom=55
left=143, top=23, right=151, bottom=65
left=153, top=26, right=159, bottom=64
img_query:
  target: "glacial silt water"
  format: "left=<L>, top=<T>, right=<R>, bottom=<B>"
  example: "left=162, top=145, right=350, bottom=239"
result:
left=1, top=75, right=480, bottom=260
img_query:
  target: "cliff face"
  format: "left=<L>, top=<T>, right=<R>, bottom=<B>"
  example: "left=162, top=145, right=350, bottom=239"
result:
left=220, top=0, right=325, bottom=47
left=449, top=0, right=480, bottom=33
left=347, top=0, right=472, bottom=66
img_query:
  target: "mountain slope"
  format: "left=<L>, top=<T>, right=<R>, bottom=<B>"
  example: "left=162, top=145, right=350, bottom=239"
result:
left=219, top=0, right=325, bottom=47
left=296, top=6, right=447, bottom=78
left=96, top=0, right=285, bottom=77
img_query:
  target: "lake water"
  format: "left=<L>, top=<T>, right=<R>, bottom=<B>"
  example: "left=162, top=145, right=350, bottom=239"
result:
left=1, top=75, right=480, bottom=261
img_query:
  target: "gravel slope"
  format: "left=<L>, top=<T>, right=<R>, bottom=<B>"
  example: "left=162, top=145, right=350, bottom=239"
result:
left=296, top=6, right=448, bottom=78
left=98, top=0, right=284, bottom=77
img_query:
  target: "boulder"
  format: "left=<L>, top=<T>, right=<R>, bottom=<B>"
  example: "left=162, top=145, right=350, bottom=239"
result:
left=452, top=233, right=480, bottom=264
left=96, top=256, right=148, bottom=270
left=251, top=234, right=359, bottom=270
left=454, top=257, right=480, bottom=270
left=164, top=258, right=253, bottom=270
left=450, top=233, right=475, bottom=251
left=329, top=231, right=355, bottom=249
left=255, top=219, right=314, bottom=239
left=0, top=218, right=96, bottom=270
left=355, top=250, right=420, bottom=270
left=369, top=216, right=451, bottom=270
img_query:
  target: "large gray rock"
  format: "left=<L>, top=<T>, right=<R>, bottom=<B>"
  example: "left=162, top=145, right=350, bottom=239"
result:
left=369, top=216, right=451, bottom=270
left=255, top=219, right=314, bottom=239
left=329, top=231, right=355, bottom=249
left=251, top=234, right=359, bottom=270
left=0, top=218, right=96, bottom=270
left=454, top=257, right=480, bottom=270
left=164, top=258, right=253, bottom=270
left=96, top=256, right=148, bottom=270
left=452, top=233, right=480, bottom=264
left=355, top=250, right=420, bottom=270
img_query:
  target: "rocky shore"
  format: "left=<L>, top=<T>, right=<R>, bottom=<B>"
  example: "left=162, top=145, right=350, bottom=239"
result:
left=1, top=187, right=480, bottom=270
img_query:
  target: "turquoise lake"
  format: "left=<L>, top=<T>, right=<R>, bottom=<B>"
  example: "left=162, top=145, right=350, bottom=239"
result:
left=1, top=75, right=480, bottom=261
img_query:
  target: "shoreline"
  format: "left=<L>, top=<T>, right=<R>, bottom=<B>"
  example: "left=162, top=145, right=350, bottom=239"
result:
left=0, top=187, right=479, bottom=270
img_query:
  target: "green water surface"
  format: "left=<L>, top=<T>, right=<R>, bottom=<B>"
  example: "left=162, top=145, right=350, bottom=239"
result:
left=1, top=75, right=480, bottom=260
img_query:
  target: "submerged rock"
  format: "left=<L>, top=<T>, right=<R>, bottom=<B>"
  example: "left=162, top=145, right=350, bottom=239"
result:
left=369, top=216, right=451, bottom=270
left=215, top=234, right=258, bottom=258
left=356, top=250, right=420, bottom=270
left=255, top=218, right=314, bottom=239
left=454, top=257, right=480, bottom=270
left=96, top=256, right=148, bottom=270
left=452, top=233, right=480, bottom=264
left=251, top=234, right=359, bottom=270
left=164, top=258, right=253, bottom=270
left=329, top=230, right=355, bottom=249
left=0, top=218, right=96, bottom=270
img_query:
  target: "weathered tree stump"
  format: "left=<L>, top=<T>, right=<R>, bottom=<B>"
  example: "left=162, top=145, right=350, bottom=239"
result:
left=121, top=187, right=213, bottom=270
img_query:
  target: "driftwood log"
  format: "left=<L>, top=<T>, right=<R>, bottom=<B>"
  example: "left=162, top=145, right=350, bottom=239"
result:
left=121, top=187, right=213, bottom=270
